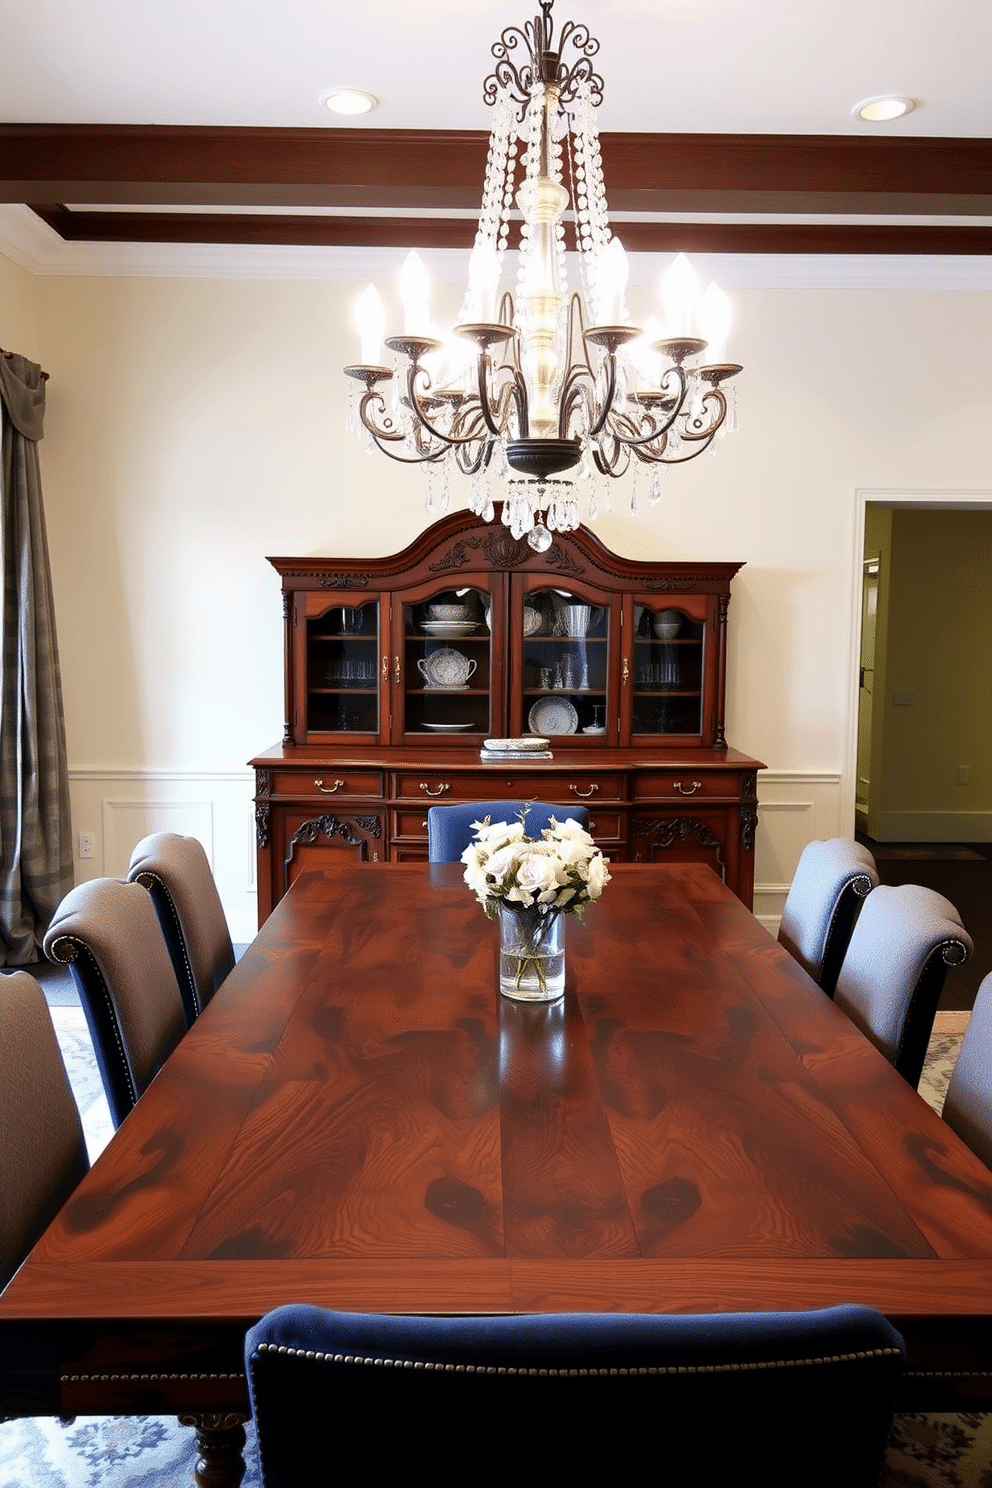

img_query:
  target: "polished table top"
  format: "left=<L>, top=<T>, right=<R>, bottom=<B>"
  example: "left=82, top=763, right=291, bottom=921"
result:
left=4, top=861, right=992, bottom=1417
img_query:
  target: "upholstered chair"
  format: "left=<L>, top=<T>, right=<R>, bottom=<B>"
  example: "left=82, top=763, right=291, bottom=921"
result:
left=942, top=971, right=992, bottom=1171
left=0, top=972, right=89, bottom=1291
left=127, top=832, right=235, bottom=1025
left=777, top=837, right=879, bottom=996
left=833, top=883, right=973, bottom=1088
left=43, top=878, right=187, bottom=1129
left=246, top=1303, right=904, bottom=1488
left=428, top=800, right=589, bottom=864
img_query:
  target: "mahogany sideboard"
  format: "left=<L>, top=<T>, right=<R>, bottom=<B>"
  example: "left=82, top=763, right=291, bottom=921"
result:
left=251, top=509, right=763, bottom=924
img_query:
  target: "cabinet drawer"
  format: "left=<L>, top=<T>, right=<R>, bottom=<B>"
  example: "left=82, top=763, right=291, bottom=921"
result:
left=270, top=770, right=384, bottom=798
left=392, top=808, right=431, bottom=840
left=396, top=772, right=624, bottom=803
left=584, top=810, right=624, bottom=842
left=633, top=771, right=742, bottom=801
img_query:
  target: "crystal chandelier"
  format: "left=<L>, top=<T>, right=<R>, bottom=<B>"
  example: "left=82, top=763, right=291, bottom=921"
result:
left=344, top=0, right=742, bottom=551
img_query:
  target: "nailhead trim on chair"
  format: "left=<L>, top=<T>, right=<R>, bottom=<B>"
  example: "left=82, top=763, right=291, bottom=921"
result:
left=133, top=867, right=201, bottom=1018
left=45, top=935, right=138, bottom=1111
left=253, top=1342, right=902, bottom=1375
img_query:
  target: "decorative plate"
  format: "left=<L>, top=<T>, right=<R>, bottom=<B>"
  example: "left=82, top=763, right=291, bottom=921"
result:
left=522, top=606, right=542, bottom=636
left=528, top=696, right=579, bottom=736
left=420, top=621, right=479, bottom=635
left=422, top=722, right=475, bottom=731
left=421, top=648, right=474, bottom=687
left=483, top=737, right=551, bottom=752
left=582, top=725, right=606, bottom=735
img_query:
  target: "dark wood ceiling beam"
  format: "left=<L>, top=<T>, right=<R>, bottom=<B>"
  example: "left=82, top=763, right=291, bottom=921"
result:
left=4, top=124, right=990, bottom=215
left=28, top=205, right=992, bottom=256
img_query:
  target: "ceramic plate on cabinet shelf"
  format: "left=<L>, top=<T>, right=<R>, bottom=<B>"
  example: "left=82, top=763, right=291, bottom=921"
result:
left=420, top=621, right=479, bottom=635
left=422, top=722, right=475, bottom=732
left=528, top=696, right=579, bottom=736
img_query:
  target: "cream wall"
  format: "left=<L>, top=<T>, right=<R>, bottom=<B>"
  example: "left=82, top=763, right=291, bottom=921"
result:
left=2, top=252, right=991, bottom=935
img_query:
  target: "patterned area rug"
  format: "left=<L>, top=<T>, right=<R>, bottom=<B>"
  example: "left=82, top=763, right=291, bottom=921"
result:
left=0, top=1011, right=985, bottom=1487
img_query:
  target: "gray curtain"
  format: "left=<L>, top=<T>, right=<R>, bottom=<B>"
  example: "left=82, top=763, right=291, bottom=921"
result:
left=0, top=353, right=72, bottom=963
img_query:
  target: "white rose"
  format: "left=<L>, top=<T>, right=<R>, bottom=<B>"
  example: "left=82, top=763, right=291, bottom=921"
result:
left=485, top=843, right=525, bottom=882
left=515, top=850, right=559, bottom=898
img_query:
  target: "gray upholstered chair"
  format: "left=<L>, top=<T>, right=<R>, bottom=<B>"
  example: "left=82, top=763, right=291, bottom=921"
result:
left=833, top=883, right=973, bottom=1088
left=127, top=832, right=235, bottom=1026
left=0, top=972, right=89, bottom=1290
left=428, top=800, right=589, bottom=863
left=942, top=971, right=992, bottom=1171
left=777, top=837, right=879, bottom=996
left=43, top=878, right=188, bottom=1129
left=246, top=1302, right=904, bottom=1488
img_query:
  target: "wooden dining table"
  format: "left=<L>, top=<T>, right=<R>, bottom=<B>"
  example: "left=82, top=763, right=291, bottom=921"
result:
left=3, top=861, right=992, bottom=1485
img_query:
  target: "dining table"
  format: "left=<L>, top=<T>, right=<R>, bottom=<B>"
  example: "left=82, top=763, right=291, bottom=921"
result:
left=3, top=860, right=992, bottom=1486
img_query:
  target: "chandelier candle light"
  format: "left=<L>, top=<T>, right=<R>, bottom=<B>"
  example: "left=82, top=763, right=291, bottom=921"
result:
left=462, top=808, right=611, bottom=1001
left=345, top=0, right=742, bottom=549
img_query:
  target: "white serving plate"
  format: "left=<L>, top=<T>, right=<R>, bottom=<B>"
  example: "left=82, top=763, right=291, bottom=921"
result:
left=420, top=621, right=479, bottom=635
left=422, top=722, right=475, bottom=732
left=483, top=737, right=551, bottom=752
left=528, top=696, right=579, bottom=736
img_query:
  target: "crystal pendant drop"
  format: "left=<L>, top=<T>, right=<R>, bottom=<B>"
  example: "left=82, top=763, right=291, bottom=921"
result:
left=528, top=522, right=553, bottom=552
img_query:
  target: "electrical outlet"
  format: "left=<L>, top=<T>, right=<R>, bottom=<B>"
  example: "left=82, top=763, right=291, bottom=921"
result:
left=78, top=832, right=95, bottom=859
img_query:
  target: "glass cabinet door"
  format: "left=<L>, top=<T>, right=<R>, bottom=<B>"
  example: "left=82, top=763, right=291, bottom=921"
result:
left=519, top=586, right=611, bottom=739
left=630, top=602, right=704, bottom=739
left=399, top=584, right=494, bottom=739
left=304, top=599, right=382, bottom=736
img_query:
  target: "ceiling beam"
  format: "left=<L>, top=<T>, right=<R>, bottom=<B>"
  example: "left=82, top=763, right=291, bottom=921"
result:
left=4, top=125, right=991, bottom=217
left=27, top=205, right=992, bottom=256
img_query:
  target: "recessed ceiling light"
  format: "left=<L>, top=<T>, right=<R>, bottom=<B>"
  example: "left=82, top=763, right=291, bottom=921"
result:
left=853, top=96, right=915, bottom=123
left=321, top=89, right=379, bottom=117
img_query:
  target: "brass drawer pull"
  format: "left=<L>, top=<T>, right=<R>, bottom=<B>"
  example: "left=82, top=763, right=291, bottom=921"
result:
left=570, top=784, right=599, bottom=798
left=674, top=780, right=703, bottom=795
left=315, top=778, right=345, bottom=794
left=419, top=782, right=450, bottom=797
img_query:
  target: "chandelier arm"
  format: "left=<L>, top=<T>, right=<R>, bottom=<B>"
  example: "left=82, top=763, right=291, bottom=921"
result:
left=355, top=388, right=408, bottom=446
left=368, top=433, right=447, bottom=467
left=404, top=366, right=485, bottom=451
left=558, top=364, right=596, bottom=437
left=602, top=369, right=692, bottom=450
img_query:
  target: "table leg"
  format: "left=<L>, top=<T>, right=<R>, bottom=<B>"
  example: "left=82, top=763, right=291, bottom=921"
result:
left=177, top=1412, right=248, bottom=1488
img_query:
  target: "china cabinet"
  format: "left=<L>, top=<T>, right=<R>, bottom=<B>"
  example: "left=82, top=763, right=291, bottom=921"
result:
left=251, top=508, right=763, bottom=922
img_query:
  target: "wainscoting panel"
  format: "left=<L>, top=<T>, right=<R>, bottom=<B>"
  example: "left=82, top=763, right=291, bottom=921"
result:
left=754, top=771, right=844, bottom=934
left=68, top=768, right=258, bottom=943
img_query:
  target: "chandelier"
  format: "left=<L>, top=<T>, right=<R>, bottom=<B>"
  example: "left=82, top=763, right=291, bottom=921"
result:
left=344, top=0, right=742, bottom=550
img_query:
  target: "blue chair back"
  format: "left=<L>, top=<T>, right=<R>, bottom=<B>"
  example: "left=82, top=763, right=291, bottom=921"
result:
left=428, top=800, right=589, bottom=863
left=246, top=1303, right=904, bottom=1487
left=834, top=882, right=972, bottom=1087
left=778, top=837, right=879, bottom=995
left=942, top=970, right=992, bottom=1170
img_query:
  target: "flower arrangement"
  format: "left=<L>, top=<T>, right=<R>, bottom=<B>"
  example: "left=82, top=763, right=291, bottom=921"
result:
left=461, top=806, right=611, bottom=998
left=462, top=809, right=611, bottom=918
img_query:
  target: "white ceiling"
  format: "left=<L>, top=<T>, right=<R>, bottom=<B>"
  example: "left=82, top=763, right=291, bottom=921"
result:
left=2, top=0, right=990, bottom=136
left=1, top=0, right=989, bottom=281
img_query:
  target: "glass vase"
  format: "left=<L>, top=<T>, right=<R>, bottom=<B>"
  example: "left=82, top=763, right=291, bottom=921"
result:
left=498, top=906, right=565, bottom=1002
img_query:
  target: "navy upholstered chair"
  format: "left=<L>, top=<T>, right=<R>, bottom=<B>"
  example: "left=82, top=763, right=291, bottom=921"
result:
left=127, top=831, right=235, bottom=1025
left=777, top=837, right=879, bottom=996
left=246, top=1303, right=904, bottom=1488
left=942, top=971, right=992, bottom=1171
left=428, top=800, right=589, bottom=863
left=834, top=883, right=973, bottom=1088
left=43, top=878, right=187, bottom=1129
left=0, top=972, right=89, bottom=1291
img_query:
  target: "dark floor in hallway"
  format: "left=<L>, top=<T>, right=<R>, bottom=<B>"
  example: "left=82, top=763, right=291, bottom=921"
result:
left=856, top=835, right=992, bottom=1011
